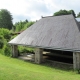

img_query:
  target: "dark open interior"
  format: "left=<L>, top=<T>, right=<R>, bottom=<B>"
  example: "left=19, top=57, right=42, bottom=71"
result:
left=43, top=49, right=73, bottom=64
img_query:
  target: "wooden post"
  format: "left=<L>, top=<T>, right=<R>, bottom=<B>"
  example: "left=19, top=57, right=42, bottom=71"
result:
left=73, top=52, right=80, bottom=70
left=34, top=48, right=43, bottom=64
left=12, top=45, right=18, bottom=58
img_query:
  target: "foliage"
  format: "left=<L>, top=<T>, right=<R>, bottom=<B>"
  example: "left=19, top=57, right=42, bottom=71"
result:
left=14, top=20, right=26, bottom=32
left=0, top=28, right=11, bottom=41
left=0, top=35, right=4, bottom=49
left=53, top=9, right=76, bottom=17
left=0, top=26, right=34, bottom=56
left=0, top=40, right=4, bottom=49
left=22, top=21, right=35, bottom=30
left=68, top=10, right=76, bottom=17
left=3, top=44, right=11, bottom=56
left=0, top=28, right=12, bottom=56
left=77, top=12, right=80, bottom=17
left=0, top=42, right=12, bottom=57
left=18, top=46, right=34, bottom=53
left=0, top=9, right=13, bottom=29
left=14, top=20, right=35, bottom=32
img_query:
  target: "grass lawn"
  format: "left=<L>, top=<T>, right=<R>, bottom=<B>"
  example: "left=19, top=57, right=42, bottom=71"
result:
left=0, top=54, right=80, bottom=80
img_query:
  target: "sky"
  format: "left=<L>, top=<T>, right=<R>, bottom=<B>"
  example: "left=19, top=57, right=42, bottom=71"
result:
left=0, top=0, right=80, bottom=24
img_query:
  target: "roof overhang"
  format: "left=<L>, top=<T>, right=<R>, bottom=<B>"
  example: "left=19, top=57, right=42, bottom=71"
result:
left=9, top=42, right=80, bottom=52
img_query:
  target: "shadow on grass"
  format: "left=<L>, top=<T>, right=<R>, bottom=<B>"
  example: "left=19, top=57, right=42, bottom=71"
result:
left=41, top=60, right=73, bottom=71
left=22, top=59, right=73, bottom=72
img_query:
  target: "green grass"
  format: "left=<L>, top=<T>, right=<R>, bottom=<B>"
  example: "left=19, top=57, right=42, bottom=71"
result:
left=0, top=54, right=80, bottom=80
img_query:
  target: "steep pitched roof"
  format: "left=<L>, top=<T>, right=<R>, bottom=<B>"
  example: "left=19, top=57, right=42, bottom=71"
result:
left=9, top=14, right=80, bottom=52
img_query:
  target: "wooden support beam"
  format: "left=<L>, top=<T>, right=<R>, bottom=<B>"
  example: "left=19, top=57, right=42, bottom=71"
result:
left=34, top=48, right=43, bottom=64
left=12, top=45, right=18, bottom=58
left=73, top=52, right=80, bottom=70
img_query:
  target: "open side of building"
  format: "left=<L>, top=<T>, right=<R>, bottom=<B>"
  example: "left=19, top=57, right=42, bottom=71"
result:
left=9, top=14, right=80, bottom=70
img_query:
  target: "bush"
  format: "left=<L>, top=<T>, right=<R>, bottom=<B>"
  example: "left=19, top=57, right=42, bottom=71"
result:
left=18, top=46, right=34, bottom=54
left=3, top=44, right=11, bottom=56
left=0, top=28, right=11, bottom=41
left=0, top=35, right=4, bottom=49
left=0, top=40, right=4, bottom=49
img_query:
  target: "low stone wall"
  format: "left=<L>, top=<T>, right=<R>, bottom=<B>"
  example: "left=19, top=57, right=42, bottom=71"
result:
left=44, top=59, right=73, bottom=70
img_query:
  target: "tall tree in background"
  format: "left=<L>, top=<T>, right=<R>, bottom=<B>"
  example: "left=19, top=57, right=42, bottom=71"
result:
left=14, top=20, right=28, bottom=32
left=0, top=9, right=13, bottom=29
left=14, top=20, right=35, bottom=32
left=53, top=9, right=76, bottom=17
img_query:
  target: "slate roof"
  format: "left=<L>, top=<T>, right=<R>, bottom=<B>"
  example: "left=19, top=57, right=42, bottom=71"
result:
left=9, top=14, right=80, bottom=52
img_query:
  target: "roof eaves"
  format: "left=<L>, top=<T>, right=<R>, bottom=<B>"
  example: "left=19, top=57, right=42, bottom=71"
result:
left=9, top=42, right=80, bottom=52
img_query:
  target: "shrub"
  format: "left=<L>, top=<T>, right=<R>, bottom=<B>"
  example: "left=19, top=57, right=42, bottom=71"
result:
left=18, top=46, right=34, bottom=54
left=3, top=44, right=11, bottom=56
left=0, top=35, right=4, bottom=49
left=0, top=28, right=11, bottom=41
left=0, top=40, right=4, bottom=49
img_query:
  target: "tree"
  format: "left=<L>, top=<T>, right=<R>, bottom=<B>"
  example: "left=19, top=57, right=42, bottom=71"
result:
left=77, top=12, right=80, bottom=17
left=25, top=19, right=28, bottom=23
left=54, top=10, right=68, bottom=16
left=14, top=20, right=35, bottom=32
left=0, top=9, right=13, bottom=29
left=68, top=10, right=76, bottom=17
left=14, top=21, right=26, bottom=32
left=53, top=9, right=76, bottom=17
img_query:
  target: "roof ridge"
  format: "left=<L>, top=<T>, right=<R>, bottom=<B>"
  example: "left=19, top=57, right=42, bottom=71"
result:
left=42, top=14, right=72, bottom=18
